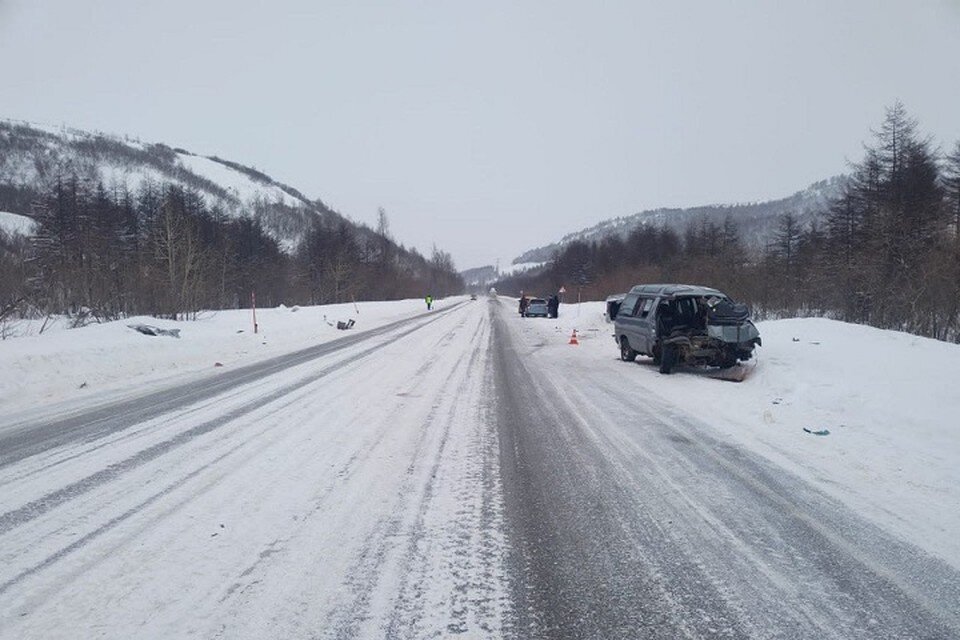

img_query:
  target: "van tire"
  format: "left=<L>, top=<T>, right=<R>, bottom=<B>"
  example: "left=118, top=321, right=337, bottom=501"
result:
left=620, top=337, right=637, bottom=362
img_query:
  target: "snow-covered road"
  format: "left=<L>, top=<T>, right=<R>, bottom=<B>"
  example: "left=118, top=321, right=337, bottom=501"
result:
left=2, top=296, right=959, bottom=639
left=491, top=298, right=960, bottom=638
left=1, top=299, right=509, bottom=638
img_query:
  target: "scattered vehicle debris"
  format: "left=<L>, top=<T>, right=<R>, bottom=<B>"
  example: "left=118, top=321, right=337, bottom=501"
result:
left=707, top=361, right=755, bottom=382
left=128, top=324, right=181, bottom=338
left=803, top=427, right=830, bottom=436
left=323, top=314, right=356, bottom=329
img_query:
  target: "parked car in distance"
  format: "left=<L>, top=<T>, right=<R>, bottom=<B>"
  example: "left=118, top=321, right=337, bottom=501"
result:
left=524, top=298, right=549, bottom=317
left=470, top=293, right=477, bottom=300
left=613, top=284, right=761, bottom=374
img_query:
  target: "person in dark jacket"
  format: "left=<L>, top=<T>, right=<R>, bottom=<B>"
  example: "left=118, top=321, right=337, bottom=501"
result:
left=547, top=295, right=559, bottom=319
left=519, top=295, right=529, bottom=316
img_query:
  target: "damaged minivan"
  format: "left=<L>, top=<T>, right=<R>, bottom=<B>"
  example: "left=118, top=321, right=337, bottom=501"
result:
left=613, top=284, right=761, bottom=374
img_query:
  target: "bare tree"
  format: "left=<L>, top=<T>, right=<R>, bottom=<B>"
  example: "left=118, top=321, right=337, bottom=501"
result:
left=152, top=191, right=207, bottom=319
left=944, top=141, right=960, bottom=240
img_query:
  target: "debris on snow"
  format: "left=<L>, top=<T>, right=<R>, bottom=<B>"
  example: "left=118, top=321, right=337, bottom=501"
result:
left=128, top=324, right=181, bottom=338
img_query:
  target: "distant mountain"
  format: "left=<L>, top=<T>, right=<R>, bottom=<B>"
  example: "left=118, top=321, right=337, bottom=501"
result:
left=0, top=119, right=349, bottom=251
left=512, top=177, right=846, bottom=264
left=460, top=265, right=497, bottom=288
left=460, top=261, right=549, bottom=287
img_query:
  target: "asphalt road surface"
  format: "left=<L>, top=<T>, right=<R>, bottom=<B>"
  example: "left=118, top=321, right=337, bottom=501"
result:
left=1, top=297, right=958, bottom=639
left=489, top=298, right=960, bottom=639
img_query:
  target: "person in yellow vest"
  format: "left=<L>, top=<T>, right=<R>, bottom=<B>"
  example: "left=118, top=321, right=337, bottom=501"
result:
left=425, top=294, right=433, bottom=310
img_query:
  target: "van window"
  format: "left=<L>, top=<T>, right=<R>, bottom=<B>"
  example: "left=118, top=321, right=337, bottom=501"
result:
left=674, top=297, right=699, bottom=325
left=619, top=294, right=640, bottom=317
left=638, top=297, right=655, bottom=318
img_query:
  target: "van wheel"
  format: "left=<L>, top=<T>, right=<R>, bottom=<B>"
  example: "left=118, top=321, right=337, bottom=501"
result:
left=620, top=337, right=637, bottom=362
left=659, top=343, right=676, bottom=374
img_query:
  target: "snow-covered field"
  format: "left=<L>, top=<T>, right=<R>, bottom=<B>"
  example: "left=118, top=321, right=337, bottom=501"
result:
left=0, top=298, right=453, bottom=419
left=514, top=300, right=960, bottom=569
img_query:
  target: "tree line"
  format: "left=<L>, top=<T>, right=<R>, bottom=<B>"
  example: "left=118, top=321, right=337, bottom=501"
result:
left=497, top=103, right=960, bottom=342
left=1, top=179, right=462, bottom=326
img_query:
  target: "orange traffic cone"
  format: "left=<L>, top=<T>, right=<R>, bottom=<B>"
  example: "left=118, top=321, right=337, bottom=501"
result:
left=568, top=329, right=579, bottom=345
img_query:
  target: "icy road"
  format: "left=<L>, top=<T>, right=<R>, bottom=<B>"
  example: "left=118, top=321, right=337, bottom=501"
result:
left=1, top=298, right=959, bottom=639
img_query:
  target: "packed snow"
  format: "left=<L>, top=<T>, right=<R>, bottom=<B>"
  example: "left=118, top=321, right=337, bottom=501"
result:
left=510, top=299, right=960, bottom=569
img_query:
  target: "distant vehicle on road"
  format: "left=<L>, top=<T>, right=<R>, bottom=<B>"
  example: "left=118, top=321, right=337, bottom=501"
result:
left=613, top=284, right=761, bottom=374
left=470, top=293, right=477, bottom=300
left=524, top=298, right=549, bottom=318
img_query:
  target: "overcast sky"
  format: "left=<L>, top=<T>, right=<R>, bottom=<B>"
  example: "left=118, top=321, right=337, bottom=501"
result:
left=2, top=1, right=959, bottom=270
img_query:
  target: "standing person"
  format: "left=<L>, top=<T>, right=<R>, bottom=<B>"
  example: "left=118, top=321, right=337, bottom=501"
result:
left=425, top=294, right=433, bottom=310
left=519, top=295, right=529, bottom=316
left=548, top=294, right=559, bottom=319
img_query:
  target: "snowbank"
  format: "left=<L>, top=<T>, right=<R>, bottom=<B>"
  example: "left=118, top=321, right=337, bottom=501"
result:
left=0, top=297, right=460, bottom=417
left=514, top=299, right=960, bottom=568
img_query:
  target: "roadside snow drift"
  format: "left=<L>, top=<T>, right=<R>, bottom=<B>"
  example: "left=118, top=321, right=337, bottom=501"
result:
left=0, top=298, right=456, bottom=417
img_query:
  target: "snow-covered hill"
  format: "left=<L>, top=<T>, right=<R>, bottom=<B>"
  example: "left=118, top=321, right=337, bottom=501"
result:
left=513, top=177, right=845, bottom=264
left=0, top=211, right=37, bottom=237
left=0, top=120, right=342, bottom=251
left=461, top=261, right=546, bottom=287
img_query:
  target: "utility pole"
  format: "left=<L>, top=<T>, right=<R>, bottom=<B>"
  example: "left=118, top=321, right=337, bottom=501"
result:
left=251, top=291, right=258, bottom=334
